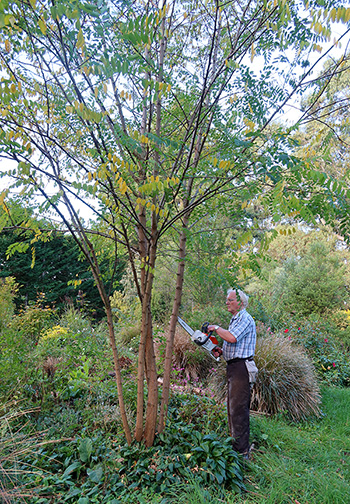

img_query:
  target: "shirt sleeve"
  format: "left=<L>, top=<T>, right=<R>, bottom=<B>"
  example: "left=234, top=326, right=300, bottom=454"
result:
left=228, top=312, right=252, bottom=342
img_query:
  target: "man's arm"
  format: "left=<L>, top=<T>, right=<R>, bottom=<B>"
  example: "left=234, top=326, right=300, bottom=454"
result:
left=208, top=325, right=237, bottom=343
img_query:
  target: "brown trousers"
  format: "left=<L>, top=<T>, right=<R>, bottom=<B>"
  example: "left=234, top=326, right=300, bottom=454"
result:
left=227, top=359, right=251, bottom=454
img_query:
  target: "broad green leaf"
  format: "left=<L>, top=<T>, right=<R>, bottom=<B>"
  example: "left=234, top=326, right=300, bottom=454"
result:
left=78, top=438, right=92, bottom=463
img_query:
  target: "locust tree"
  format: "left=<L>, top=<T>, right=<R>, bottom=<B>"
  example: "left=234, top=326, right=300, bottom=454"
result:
left=1, top=0, right=350, bottom=446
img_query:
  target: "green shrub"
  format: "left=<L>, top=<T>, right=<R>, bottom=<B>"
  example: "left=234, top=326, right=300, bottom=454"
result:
left=209, top=333, right=321, bottom=422
left=281, top=318, right=350, bottom=387
left=12, top=293, right=57, bottom=343
left=0, top=277, right=18, bottom=333
left=330, top=309, right=350, bottom=350
left=0, top=278, right=38, bottom=400
left=117, top=395, right=245, bottom=494
left=181, top=304, right=230, bottom=332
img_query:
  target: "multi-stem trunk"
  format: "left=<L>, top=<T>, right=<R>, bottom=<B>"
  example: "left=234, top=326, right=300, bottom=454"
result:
left=105, top=301, right=133, bottom=445
left=158, top=214, right=189, bottom=433
left=135, top=209, right=159, bottom=445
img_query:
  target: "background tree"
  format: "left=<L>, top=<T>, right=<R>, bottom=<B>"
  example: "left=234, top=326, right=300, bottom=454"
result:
left=0, top=203, right=126, bottom=316
left=246, top=226, right=350, bottom=320
left=1, top=0, right=350, bottom=446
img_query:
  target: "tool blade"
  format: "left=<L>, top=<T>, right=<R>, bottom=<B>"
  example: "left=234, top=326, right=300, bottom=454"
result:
left=177, top=316, right=195, bottom=336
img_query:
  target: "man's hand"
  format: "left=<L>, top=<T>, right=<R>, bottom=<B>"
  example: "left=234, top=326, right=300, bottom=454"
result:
left=212, top=346, right=223, bottom=358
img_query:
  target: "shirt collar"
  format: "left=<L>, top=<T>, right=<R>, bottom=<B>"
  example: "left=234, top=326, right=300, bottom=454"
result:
left=230, top=308, right=246, bottom=322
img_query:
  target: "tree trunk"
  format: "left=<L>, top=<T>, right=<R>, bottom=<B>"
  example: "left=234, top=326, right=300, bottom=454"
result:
left=144, top=308, right=158, bottom=446
left=135, top=226, right=158, bottom=443
left=105, top=301, right=133, bottom=445
left=157, top=216, right=189, bottom=432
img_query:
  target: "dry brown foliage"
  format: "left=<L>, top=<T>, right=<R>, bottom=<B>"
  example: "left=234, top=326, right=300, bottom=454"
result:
left=155, top=327, right=214, bottom=381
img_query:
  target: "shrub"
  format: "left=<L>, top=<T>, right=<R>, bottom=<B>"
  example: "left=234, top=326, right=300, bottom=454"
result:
left=252, top=335, right=321, bottom=420
left=330, top=309, right=350, bottom=350
left=0, top=278, right=38, bottom=401
left=208, top=333, right=321, bottom=422
left=0, top=277, right=18, bottom=334
left=281, top=318, right=350, bottom=387
left=38, top=325, right=74, bottom=358
left=117, top=395, right=245, bottom=495
left=12, top=293, right=57, bottom=343
left=182, top=304, right=229, bottom=333
left=32, top=310, right=113, bottom=405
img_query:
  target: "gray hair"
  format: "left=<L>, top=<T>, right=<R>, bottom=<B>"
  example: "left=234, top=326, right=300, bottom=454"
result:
left=227, top=288, right=249, bottom=308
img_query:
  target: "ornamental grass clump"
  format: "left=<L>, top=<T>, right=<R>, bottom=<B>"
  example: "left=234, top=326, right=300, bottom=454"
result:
left=208, top=334, right=321, bottom=422
left=251, top=335, right=321, bottom=421
left=158, top=328, right=214, bottom=382
left=0, top=402, right=41, bottom=504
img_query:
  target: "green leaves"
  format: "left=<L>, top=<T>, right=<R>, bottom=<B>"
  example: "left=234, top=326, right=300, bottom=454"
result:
left=78, top=437, right=93, bottom=463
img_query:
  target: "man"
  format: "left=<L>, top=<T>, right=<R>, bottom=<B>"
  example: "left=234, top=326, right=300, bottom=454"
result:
left=208, top=288, right=256, bottom=458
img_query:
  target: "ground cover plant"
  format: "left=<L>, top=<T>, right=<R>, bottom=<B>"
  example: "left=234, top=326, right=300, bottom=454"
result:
left=1, top=296, right=350, bottom=503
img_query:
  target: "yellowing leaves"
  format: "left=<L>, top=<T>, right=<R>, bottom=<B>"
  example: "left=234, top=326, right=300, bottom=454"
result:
left=4, top=40, right=11, bottom=53
left=243, top=117, right=256, bottom=133
left=119, top=179, right=128, bottom=195
left=38, top=18, right=47, bottom=35
left=212, top=158, right=233, bottom=170
left=250, top=43, right=255, bottom=62
left=0, top=190, right=8, bottom=206
left=329, top=6, right=350, bottom=23
left=120, top=89, right=132, bottom=100
left=77, top=28, right=85, bottom=50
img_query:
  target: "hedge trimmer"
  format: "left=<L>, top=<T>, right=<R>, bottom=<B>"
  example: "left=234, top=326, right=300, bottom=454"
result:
left=177, top=317, right=222, bottom=361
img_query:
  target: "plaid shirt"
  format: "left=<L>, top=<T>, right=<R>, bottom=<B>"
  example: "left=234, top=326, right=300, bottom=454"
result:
left=222, top=309, right=256, bottom=361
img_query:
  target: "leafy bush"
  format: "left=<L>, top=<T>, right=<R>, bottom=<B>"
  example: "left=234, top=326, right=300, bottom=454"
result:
left=271, top=240, right=348, bottom=317
left=117, top=395, right=245, bottom=495
left=0, top=277, right=18, bottom=333
left=330, top=309, right=350, bottom=350
left=209, top=333, right=321, bottom=422
left=12, top=293, right=57, bottom=343
left=0, top=278, right=38, bottom=401
left=281, top=318, right=350, bottom=387
left=181, top=304, right=230, bottom=333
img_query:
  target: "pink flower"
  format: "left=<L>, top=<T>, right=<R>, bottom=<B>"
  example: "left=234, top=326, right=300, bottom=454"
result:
left=284, top=329, right=289, bottom=333
left=288, top=336, right=291, bottom=341
left=332, top=362, right=336, bottom=367
left=298, top=327, right=301, bottom=331
left=324, top=338, right=328, bottom=343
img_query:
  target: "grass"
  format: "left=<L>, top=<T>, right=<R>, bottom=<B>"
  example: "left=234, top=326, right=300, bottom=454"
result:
left=239, top=386, right=350, bottom=504
left=157, top=387, right=350, bottom=504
